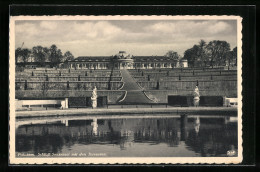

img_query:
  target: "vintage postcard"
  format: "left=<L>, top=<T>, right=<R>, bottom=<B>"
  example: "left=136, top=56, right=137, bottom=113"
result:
left=9, top=15, right=243, bottom=164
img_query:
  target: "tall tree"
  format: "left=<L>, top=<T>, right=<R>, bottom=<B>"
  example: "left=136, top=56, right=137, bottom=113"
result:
left=183, top=40, right=209, bottom=67
left=232, top=47, right=237, bottom=66
left=225, top=46, right=237, bottom=66
left=224, top=51, right=233, bottom=67
left=206, top=40, right=231, bottom=66
left=63, top=51, right=74, bottom=62
left=184, top=46, right=197, bottom=67
left=15, top=48, right=31, bottom=63
left=197, top=40, right=208, bottom=66
left=32, top=46, right=49, bottom=64
left=49, top=44, right=63, bottom=64
left=15, top=48, right=21, bottom=64
left=165, top=51, right=181, bottom=60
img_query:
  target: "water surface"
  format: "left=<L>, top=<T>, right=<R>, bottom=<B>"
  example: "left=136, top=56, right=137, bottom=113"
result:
left=16, top=114, right=237, bottom=157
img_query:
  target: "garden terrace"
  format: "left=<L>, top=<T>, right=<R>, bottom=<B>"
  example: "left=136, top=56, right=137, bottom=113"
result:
left=16, top=69, right=121, bottom=77
left=134, top=74, right=237, bottom=82
left=129, top=70, right=236, bottom=78
left=128, top=66, right=227, bottom=72
left=137, top=80, right=237, bottom=91
left=23, top=68, right=120, bottom=72
left=15, top=81, right=124, bottom=90
left=15, top=76, right=122, bottom=82
left=15, top=90, right=126, bottom=104
left=144, top=90, right=237, bottom=103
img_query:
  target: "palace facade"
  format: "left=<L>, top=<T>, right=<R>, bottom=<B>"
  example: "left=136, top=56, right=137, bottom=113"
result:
left=66, top=51, right=188, bottom=69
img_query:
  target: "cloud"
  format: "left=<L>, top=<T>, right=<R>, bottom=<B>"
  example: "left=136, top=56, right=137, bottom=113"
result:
left=145, top=21, right=233, bottom=36
left=40, top=21, right=58, bottom=30
left=208, top=21, right=232, bottom=34
left=148, top=22, right=176, bottom=33
left=69, top=21, right=123, bottom=40
left=15, top=20, right=237, bottom=57
left=15, top=22, right=38, bottom=36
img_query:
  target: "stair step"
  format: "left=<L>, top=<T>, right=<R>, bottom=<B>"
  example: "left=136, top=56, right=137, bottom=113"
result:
left=120, top=69, right=154, bottom=104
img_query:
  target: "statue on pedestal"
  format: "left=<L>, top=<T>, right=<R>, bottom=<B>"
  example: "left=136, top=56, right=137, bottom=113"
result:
left=91, top=86, right=98, bottom=108
left=193, top=86, right=200, bottom=107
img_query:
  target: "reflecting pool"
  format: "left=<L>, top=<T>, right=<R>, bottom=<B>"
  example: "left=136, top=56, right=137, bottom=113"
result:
left=16, top=114, right=237, bottom=157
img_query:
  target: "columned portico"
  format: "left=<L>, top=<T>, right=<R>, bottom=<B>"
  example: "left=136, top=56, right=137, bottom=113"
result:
left=67, top=51, right=188, bottom=69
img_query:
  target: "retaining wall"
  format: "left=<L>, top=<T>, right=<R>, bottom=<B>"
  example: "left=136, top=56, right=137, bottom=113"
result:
left=15, top=90, right=126, bottom=104
left=16, top=72, right=121, bottom=77
left=15, top=81, right=124, bottom=90
left=134, top=75, right=237, bottom=81
left=16, top=69, right=121, bottom=77
left=144, top=89, right=237, bottom=103
left=138, top=80, right=237, bottom=91
left=130, top=70, right=237, bottom=77
left=16, top=76, right=122, bottom=82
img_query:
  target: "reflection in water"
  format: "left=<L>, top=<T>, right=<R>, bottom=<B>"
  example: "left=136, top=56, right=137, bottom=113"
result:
left=194, top=117, right=200, bottom=135
left=91, top=118, right=98, bottom=136
left=16, top=115, right=238, bottom=157
left=180, top=115, right=187, bottom=141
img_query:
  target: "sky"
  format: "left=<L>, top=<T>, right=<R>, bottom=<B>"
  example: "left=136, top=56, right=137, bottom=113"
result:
left=15, top=20, right=237, bottom=57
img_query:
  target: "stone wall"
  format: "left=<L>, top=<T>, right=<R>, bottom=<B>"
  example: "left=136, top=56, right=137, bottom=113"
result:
left=15, top=90, right=126, bottom=104
left=128, top=67, right=226, bottom=72
left=135, top=75, right=237, bottom=81
left=167, top=96, right=224, bottom=107
left=144, top=89, right=237, bottom=103
left=15, top=81, right=124, bottom=90
left=138, top=80, right=237, bottom=91
left=130, top=70, right=237, bottom=77
left=16, top=76, right=122, bottom=82
left=16, top=69, right=121, bottom=77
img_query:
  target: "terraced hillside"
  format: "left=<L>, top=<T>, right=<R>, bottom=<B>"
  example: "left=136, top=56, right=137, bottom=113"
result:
left=15, top=67, right=237, bottom=105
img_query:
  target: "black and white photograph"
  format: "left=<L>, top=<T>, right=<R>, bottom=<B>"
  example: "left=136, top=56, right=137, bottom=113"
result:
left=9, top=15, right=242, bottom=164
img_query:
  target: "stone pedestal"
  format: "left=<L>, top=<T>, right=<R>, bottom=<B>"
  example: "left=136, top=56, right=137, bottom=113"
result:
left=65, top=98, right=69, bottom=109
left=91, top=86, right=98, bottom=108
left=91, top=97, right=97, bottom=108
left=193, top=86, right=200, bottom=107
left=60, top=98, right=69, bottom=109
left=193, top=97, right=200, bottom=107
left=91, top=118, right=98, bottom=135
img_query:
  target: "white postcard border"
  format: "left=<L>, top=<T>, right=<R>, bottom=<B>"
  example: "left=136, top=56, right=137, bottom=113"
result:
left=9, top=15, right=243, bottom=164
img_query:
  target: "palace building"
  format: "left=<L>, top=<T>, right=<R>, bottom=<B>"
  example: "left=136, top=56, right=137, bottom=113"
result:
left=66, top=51, right=188, bottom=69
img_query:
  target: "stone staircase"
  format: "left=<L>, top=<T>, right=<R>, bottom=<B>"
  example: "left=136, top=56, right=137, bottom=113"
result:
left=120, top=69, right=154, bottom=104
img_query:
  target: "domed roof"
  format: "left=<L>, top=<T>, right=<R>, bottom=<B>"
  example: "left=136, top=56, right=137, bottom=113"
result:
left=114, top=51, right=132, bottom=59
